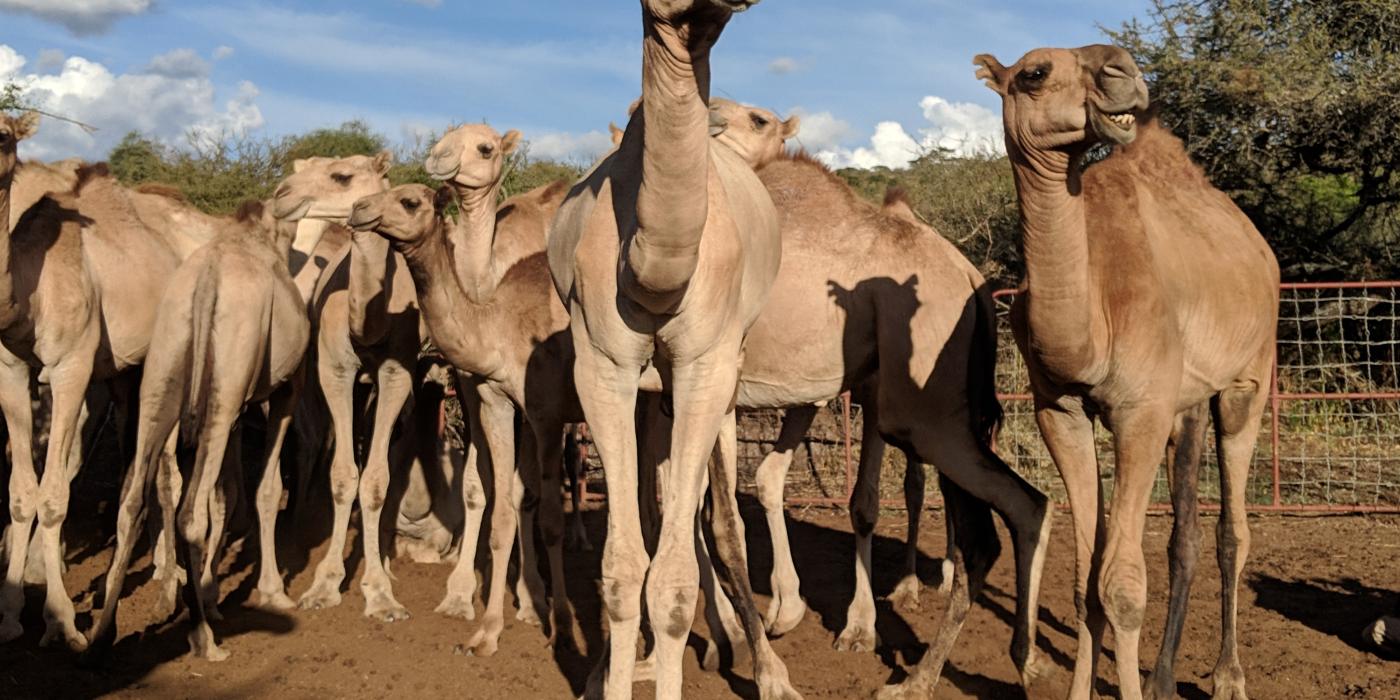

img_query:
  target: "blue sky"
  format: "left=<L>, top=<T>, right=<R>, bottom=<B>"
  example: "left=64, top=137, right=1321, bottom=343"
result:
left=0, top=0, right=1153, bottom=166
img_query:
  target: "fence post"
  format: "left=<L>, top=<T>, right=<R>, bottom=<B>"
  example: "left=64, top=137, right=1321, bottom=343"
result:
left=1270, top=359, right=1281, bottom=508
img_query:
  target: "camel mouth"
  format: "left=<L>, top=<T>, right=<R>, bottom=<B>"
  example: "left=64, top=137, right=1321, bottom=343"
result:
left=713, top=0, right=759, bottom=11
left=427, top=165, right=460, bottom=182
left=1089, top=105, right=1138, bottom=145
left=346, top=212, right=381, bottom=232
left=273, top=197, right=314, bottom=222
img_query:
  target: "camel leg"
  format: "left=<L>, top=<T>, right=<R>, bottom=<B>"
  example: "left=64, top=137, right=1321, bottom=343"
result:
left=835, top=405, right=887, bottom=653
left=299, top=364, right=358, bottom=610
left=178, top=409, right=241, bottom=662
left=1145, top=402, right=1208, bottom=700
left=198, top=421, right=242, bottom=621
left=528, top=419, right=576, bottom=648
left=358, top=358, right=413, bottom=622
left=35, top=354, right=97, bottom=651
left=1038, top=397, right=1105, bottom=699
left=889, top=451, right=928, bottom=612
left=438, top=380, right=487, bottom=620
left=252, top=385, right=298, bottom=611
left=1099, top=402, right=1177, bottom=700
left=514, top=430, right=548, bottom=629
left=575, top=351, right=646, bottom=700
left=704, top=408, right=801, bottom=700
left=754, top=404, right=816, bottom=636
left=1209, top=359, right=1270, bottom=700
left=695, top=501, right=746, bottom=672
left=0, top=353, right=37, bottom=643
left=564, top=425, right=593, bottom=552
left=462, top=390, right=519, bottom=657
left=877, top=475, right=1000, bottom=699
left=152, top=435, right=184, bottom=619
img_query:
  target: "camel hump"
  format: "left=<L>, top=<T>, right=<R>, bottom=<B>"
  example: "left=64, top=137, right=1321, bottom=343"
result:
left=135, top=183, right=190, bottom=203
left=234, top=200, right=266, bottom=223
left=73, top=162, right=111, bottom=195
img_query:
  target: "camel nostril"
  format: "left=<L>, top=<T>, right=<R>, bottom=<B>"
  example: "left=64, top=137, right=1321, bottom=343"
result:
left=274, top=184, right=291, bottom=199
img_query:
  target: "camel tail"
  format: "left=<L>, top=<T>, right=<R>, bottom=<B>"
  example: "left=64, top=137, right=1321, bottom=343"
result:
left=967, top=284, right=1004, bottom=449
left=182, top=262, right=220, bottom=446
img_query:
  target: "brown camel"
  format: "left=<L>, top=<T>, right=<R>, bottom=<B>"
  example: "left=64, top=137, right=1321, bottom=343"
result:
left=88, top=200, right=309, bottom=661
left=545, top=2, right=798, bottom=698
left=703, top=99, right=1052, bottom=695
left=975, top=45, right=1278, bottom=700
left=264, top=152, right=429, bottom=622
left=0, top=131, right=190, bottom=649
left=352, top=125, right=578, bottom=657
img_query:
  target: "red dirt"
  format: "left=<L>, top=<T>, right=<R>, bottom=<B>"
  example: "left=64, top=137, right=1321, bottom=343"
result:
left=1, top=500, right=1396, bottom=699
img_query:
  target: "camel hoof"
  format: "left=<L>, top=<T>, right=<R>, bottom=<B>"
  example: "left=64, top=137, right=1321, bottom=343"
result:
left=1211, top=667, right=1248, bottom=700
left=366, top=599, right=411, bottom=623
left=516, top=604, right=542, bottom=627
left=0, top=618, right=24, bottom=644
left=764, top=595, right=807, bottom=637
left=757, top=670, right=804, bottom=700
left=463, top=628, right=500, bottom=658
left=298, top=583, right=343, bottom=611
left=1016, top=650, right=1048, bottom=689
left=633, top=654, right=656, bottom=682
left=155, top=581, right=181, bottom=619
left=204, top=604, right=224, bottom=622
left=435, top=594, right=477, bottom=620
left=834, top=624, right=876, bottom=653
left=935, top=559, right=954, bottom=596
left=252, top=589, right=297, bottom=612
left=889, top=576, right=921, bottom=613
left=187, top=630, right=229, bottom=662
left=41, top=622, right=88, bottom=652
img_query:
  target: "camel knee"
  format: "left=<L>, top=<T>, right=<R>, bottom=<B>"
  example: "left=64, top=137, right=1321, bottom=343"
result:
left=1100, top=557, right=1148, bottom=632
left=358, top=468, right=390, bottom=512
left=463, top=479, right=486, bottom=514
left=329, top=461, right=359, bottom=506
left=754, top=453, right=790, bottom=512
left=1216, top=517, right=1250, bottom=566
left=37, top=486, right=71, bottom=528
left=648, top=583, right=698, bottom=641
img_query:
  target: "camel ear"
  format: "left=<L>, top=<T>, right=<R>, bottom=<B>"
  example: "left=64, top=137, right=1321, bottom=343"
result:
left=609, top=122, right=624, bottom=146
left=433, top=185, right=454, bottom=215
left=973, top=54, right=1009, bottom=95
left=780, top=114, right=801, bottom=140
left=372, top=150, right=393, bottom=176
left=626, top=97, right=641, bottom=117
left=14, top=111, right=39, bottom=140
left=500, top=130, right=522, bottom=157
left=292, top=158, right=309, bottom=174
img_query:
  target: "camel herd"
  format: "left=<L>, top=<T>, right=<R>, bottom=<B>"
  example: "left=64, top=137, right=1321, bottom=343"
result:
left=0, top=1, right=1281, bottom=699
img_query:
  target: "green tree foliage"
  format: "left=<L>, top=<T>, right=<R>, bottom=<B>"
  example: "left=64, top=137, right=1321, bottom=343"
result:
left=1, top=82, right=26, bottom=113
left=1109, top=0, right=1400, bottom=279
left=503, top=145, right=584, bottom=199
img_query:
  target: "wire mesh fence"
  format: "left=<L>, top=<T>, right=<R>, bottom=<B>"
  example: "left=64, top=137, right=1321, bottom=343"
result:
left=541, top=282, right=1400, bottom=513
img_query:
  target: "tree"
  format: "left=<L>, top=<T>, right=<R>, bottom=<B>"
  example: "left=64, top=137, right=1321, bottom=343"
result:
left=1109, top=0, right=1400, bottom=279
left=1, top=82, right=25, bottom=113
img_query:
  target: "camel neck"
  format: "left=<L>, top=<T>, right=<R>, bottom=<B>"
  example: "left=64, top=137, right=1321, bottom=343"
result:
left=625, top=13, right=718, bottom=302
left=0, top=168, right=20, bottom=328
left=448, top=181, right=504, bottom=304
left=1011, top=145, right=1102, bottom=373
left=348, top=228, right=393, bottom=345
left=396, top=221, right=504, bottom=378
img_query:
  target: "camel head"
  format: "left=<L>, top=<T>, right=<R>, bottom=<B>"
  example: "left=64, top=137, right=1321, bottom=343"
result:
left=709, top=98, right=799, bottom=169
left=425, top=124, right=520, bottom=192
left=272, top=151, right=393, bottom=222
left=973, top=45, right=1148, bottom=157
left=347, top=183, right=452, bottom=250
left=644, top=0, right=760, bottom=22
left=0, top=111, right=39, bottom=181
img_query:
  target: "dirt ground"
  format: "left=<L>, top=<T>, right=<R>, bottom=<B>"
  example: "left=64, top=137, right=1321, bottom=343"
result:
left=0, top=497, right=1396, bottom=699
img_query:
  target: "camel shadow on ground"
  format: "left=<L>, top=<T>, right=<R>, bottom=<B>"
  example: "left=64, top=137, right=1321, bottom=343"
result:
left=1250, top=573, right=1400, bottom=660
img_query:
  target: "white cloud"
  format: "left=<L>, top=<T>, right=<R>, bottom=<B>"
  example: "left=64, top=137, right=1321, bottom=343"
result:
left=816, top=95, right=1004, bottom=169
left=768, top=57, right=799, bottom=75
left=786, top=108, right=852, bottom=155
left=212, top=46, right=235, bottom=61
left=0, top=44, right=264, bottom=160
left=0, top=0, right=152, bottom=36
left=523, top=130, right=613, bottom=165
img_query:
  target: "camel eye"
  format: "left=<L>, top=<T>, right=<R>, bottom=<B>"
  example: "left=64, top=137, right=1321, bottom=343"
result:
left=478, top=144, right=494, bottom=158
left=401, top=198, right=420, bottom=212
left=1019, top=66, right=1049, bottom=86
left=332, top=173, right=353, bottom=186
left=750, top=113, right=769, bottom=129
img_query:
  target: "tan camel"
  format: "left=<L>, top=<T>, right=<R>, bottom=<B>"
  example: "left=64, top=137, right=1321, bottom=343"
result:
left=263, top=152, right=428, bottom=622
left=353, top=126, right=579, bottom=656
left=0, top=135, right=193, bottom=649
left=975, top=45, right=1278, bottom=700
left=546, top=2, right=799, bottom=698
left=7, top=156, right=79, bottom=229
left=88, top=200, right=309, bottom=661
left=703, top=99, right=1052, bottom=694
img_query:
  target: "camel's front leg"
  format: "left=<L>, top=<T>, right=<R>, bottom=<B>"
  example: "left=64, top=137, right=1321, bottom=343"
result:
left=753, top=404, right=816, bottom=636
left=437, top=377, right=487, bottom=620
left=0, top=351, right=37, bottom=643
left=462, top=388, right=519, bottom=657
left=1037, top=396, right=1104, bottom=700
left=252, top=383, right=299, bottom=611
left=35, top=353, right=98, bottom=651
left=357, top=357, right=414, bottom=622
left=299, top=361, right=358, bottom=610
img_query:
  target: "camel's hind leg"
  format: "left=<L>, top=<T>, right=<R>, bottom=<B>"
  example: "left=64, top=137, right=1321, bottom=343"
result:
left=835, top=404, right=887, bottom=654
left=1146, top=401, right=1209, bottom=700
left=197, top=421, right=243, bottom=622
left=252, top=383, right=298, bottom=611
left=754, top=404, right=816, bottom=636
left=178, top=405, right=241, bottom=662
left=888, top=451, right=930, bottom=612
left=526, top=419, right=577, bottom=648
left=1209, top=352, right=1271, bottom=700
left=298, top=363, right=358, bottom=610
left=357, top=357, right=413, bottom=622
left=0, top=352, right=38, bottom=643
left=563, top=424, right=592, bottom=552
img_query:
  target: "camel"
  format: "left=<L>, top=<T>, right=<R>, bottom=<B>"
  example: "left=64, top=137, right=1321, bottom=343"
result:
left=88, top=200, right=309, bottom=661
left=701, top=99, right=1052, bottom=695
left=352, top=124, right=579, bottom=656
left=545, top=2, right=799, bottom=698
left=974, top=45, right=1278, bottom=700
left=7, top=157, right=79, bottom=230
left=0, top=121, right=200, bottom=648
left=264, top=152, right=430, bottom=622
